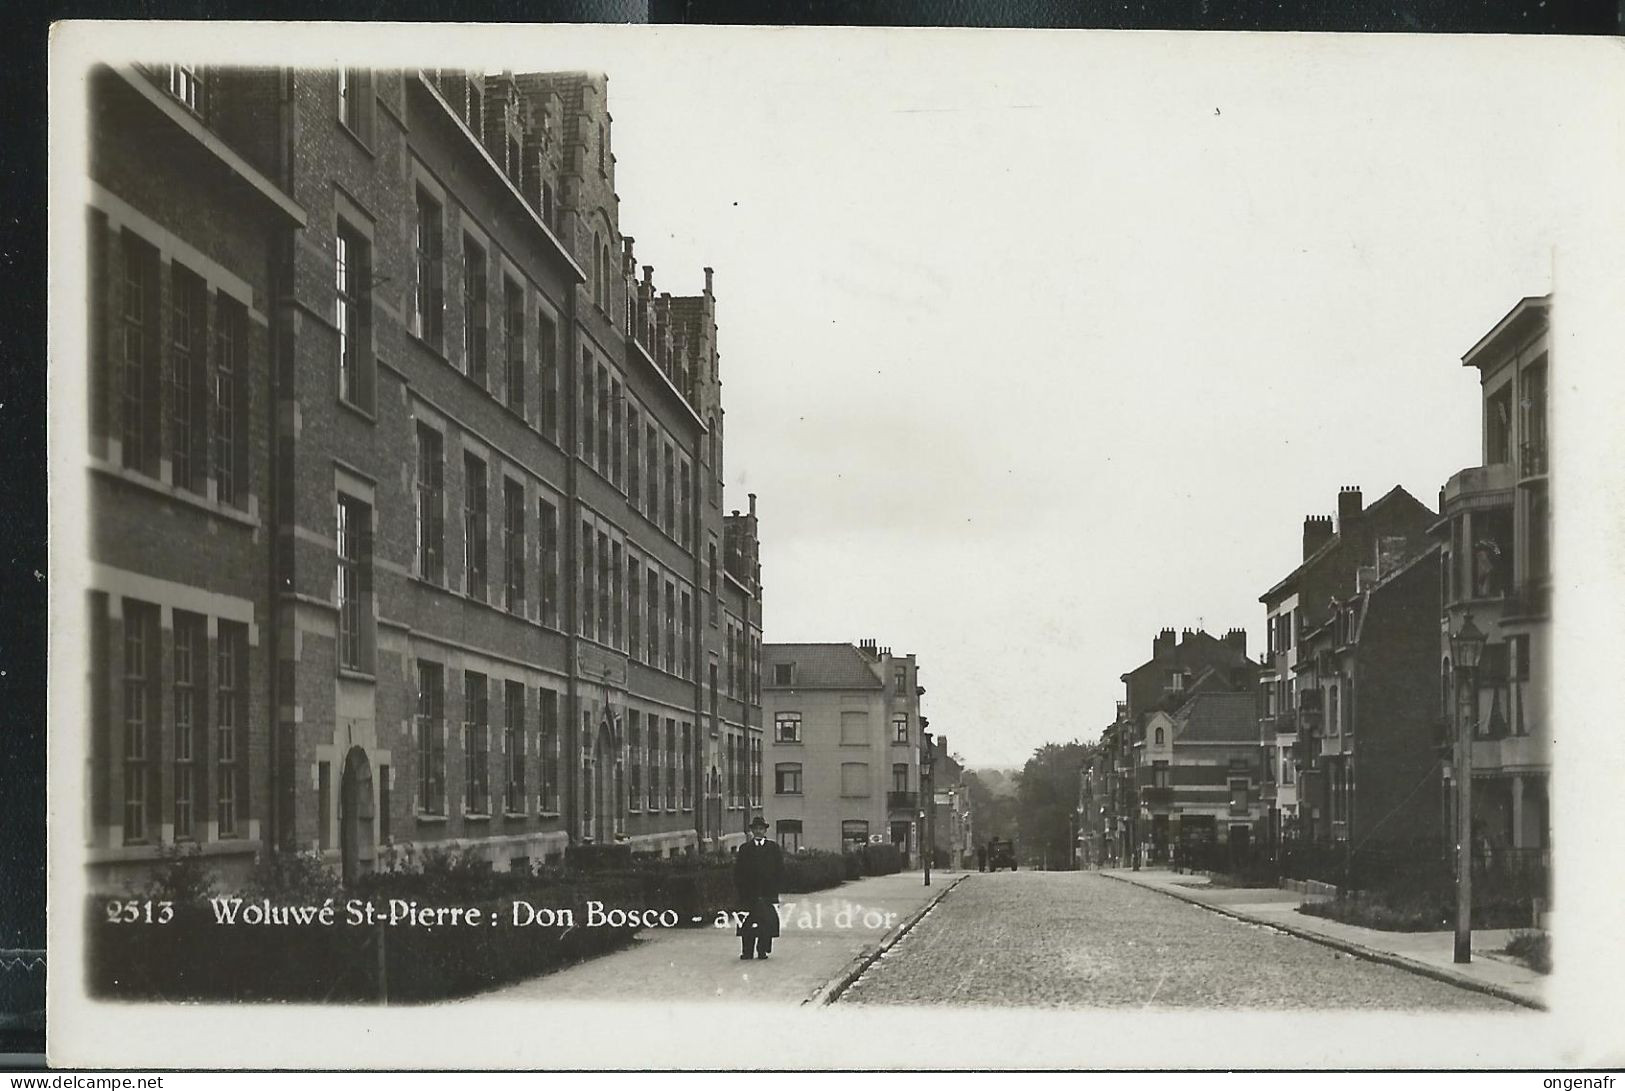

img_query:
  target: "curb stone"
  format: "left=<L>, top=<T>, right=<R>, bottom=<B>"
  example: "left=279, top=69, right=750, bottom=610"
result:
left=1101, top=872, right=1544, bottom=1011
left=804, top=873, right=968, bottom=1006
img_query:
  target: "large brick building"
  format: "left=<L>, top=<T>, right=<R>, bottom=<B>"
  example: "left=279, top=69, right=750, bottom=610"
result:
left=81, top=64, right=761, bottom=885
left=1257, top=484, right=1436, bottom=848
left=83, top=64, right=304, bottom=886
left=762, top=640, right=923, bottom=859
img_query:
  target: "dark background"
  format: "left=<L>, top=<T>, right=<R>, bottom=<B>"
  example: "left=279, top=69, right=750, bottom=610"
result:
left=2, top=0, right=1618, bottom=1067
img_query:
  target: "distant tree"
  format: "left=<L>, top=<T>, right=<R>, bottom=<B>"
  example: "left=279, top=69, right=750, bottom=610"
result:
left=1016, top=741, right=1089, bottom=869
left=964, top=770, right=1018, bottom=843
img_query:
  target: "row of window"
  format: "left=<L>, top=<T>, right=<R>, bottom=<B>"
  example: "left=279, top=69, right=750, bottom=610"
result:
left=413, top=661, right=562, bottom=818
left=91, top=596, right=250, bottom=846
left=94, top=220, right=250, bottom=508
left=722, top=732, right=763, bottom=809
left=765, top=820, right=894, bottom=854
left=723, top=615, right=762, bottom=704
left=624, top=713, right=694, bottom=812
left=771, top=761, right=912, bottom=798
left=577, top=346, right=701, bottom=553
left=771, top=712, right=911, bottom=746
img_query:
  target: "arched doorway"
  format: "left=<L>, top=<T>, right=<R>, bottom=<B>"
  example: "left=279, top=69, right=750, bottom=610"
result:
left=593, top=727, right=614, bottom=843
left=339, top=745, right=375, bottom=886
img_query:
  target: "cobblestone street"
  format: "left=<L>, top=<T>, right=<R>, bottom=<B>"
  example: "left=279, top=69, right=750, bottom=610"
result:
left=837, top=872, right=1523, bottom=1010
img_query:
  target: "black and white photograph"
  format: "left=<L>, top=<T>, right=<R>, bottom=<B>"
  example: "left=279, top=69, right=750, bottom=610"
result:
left=43, top=19, right=1625, bottom=1070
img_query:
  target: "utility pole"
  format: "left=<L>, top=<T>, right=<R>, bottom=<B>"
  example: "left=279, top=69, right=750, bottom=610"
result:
left=922, top=730, right=934, bottom=887
left=1450, top=614, right=1484, bottom=964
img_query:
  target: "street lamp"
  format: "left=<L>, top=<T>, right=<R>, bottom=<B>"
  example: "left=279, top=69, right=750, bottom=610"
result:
left=1450, top=612, right=1486, bottom=965
left=921, top=730, right=935, bottom=887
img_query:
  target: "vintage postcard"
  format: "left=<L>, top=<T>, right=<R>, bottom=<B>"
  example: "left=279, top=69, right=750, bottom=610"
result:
left=45, top=20, right=1625, bottom=1069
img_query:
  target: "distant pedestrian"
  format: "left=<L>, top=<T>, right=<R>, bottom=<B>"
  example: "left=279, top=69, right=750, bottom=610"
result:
left=734, top=816, right=783, bottom=960
left=976, top=845, right=987, bottom=872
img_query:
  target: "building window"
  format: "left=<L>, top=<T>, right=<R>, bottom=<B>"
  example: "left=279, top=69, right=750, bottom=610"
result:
left=539, top=498, right=559, bottom=627
left=416, top=661, right=446, bottom=815
left=679, top=459, right=692, bottom=549
left=119, top=233, right=159, bottom=474
left=596, top=364, right=611, bottom=471
left=1154, top=726, right=1165, bottom=746
left=777, top=819, right=803, bottom=852
left=841, top=820, right=870, bottom=852
left=463, top=235, right=488, bottom=385
left=775, top=712, right=801, bottom=744
left=645, top=423, right=659, bottom=515
left=503, top=478, right=526, bottom=615
left=611, top=379, right=624, bottom=488
left=662, top=443, right=675, bottom=537
left=464, top=671, right=490, bottom=815
left=893, top=666, right=906, bottom=692
left=595, top=529, right=610, bottom=644
left=774, top=761, right=802, bottom=796
left=840, top=761, right=870, bottom=797
left=646, top=567, right=660, bottom=665
left=681, top=722, right=693, bottom=809
left=841, top=711, right=867, bottom=746
left=680, top=590, right=693, bottom=680
left=591, top=231, right=604, bottom=310
left=539, top=688, right=559, bottom=812
left=318, top=761, right=332, bottom=850
left=168, top=265, right=207, bottom=493
left=891, top=763, right=908, bottom=793
left=611, top=542, right=624, bottom=650
left=379, top=765, right=391, bottom=842
left=463, top=453, right=488, bottom=601
left=708, top=544, right=719, bottom=624
left=504, top=680, right=526, bottom=814
left=335, top=222, right=374, bottom=411
left=1282, top=755, right=1296, bottom=785
left=171, top=612, right=204, bottom=841
left=663, top=580, right=676, bottom=674
left=212, top=296, right=245, bottom=506
left=335, top=493, right=373, bottom=673
left=538, top=311, right=558, bottom=441
left=504, top=278, right=525, bottom=414
left=215, top=621, right=247, bottom=837
left=627, top=711, right=642, bottom=809
left=414, top=188, right=444, bottom=346
left=892, top=714, right=908, bottom=745
left=666, top=719, right=678, bottom=809
left=580, top=351, right=595, bottom=462
left=416, top=424, right=445, bottom=584
left=646, top=718, right=660, bottom=811
left=167, top=65, right=201, bottom=111
left=338, top=68, right=372, bottom=140
left=628, top=556, right=642, bottom=659
left=628, top=405, right=642, bottom=509
left=773, top=663, right=793, bottom=686
left=751, top=737, right=762, bottom=806
left=120, top=600, right=157, bottom=843
left=1229, top=778, right=1249, bottom=816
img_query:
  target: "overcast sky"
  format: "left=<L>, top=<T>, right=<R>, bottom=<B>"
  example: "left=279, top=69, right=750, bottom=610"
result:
left=513, top=27, right=1600, bottom=769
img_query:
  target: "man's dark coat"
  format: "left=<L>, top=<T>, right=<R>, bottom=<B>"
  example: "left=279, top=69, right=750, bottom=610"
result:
left=733, top=836, right=784, bottom=939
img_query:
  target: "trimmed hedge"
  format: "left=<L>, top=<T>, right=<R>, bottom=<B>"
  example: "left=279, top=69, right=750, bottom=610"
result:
left=89, top=840, right=874, bottom=1002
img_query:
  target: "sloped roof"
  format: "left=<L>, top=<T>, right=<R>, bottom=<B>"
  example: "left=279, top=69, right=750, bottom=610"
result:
left=1260, top=485, right=1435, bottom=603
left=763, top=643, right=882, bottom=689
left=1173, top=691, right=1258, bottom=744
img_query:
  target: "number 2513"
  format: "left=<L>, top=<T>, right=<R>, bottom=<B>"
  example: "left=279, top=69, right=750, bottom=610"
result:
left=105, top=900, right=175, bottom=924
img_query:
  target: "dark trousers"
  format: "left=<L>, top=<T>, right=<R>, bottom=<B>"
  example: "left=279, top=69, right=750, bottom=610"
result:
left=738, top=899, right=776, bottom=957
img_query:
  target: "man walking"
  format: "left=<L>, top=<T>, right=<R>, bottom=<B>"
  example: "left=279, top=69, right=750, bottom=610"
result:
left=734, top=816, right=783, bottom=960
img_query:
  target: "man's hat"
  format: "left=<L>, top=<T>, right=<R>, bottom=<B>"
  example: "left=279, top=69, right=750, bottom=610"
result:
left=749, top=816, right=770, bottom=831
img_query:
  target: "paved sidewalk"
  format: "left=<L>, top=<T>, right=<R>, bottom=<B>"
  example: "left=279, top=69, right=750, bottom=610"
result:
left=461, top=870, right=965, bottom=1006
left=1101, top=867, right=1546, bottom=1009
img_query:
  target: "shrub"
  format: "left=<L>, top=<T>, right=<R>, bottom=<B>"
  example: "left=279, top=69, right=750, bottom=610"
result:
left=245, top=848, right=341, bottom=903
left=135, top=842, right=219, bottom=905
left=1298, top=890, right=1451, bottom=932
left=1502, top=930, right=1551, bottom=974
left=856, top=842, right=903, bottom=877
left=566, top=842, right=633, bottom=871
left=782, top=850, right=848, bottom=893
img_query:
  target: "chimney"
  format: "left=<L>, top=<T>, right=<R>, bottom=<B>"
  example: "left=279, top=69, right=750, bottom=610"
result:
left=1223, top=627, right=1247, bottom=657
left=703, top=267, right=714, bottom=298
left=1153, top=628, right=1176, bottom=659
left=1303, top=515, right=1334, bottom=560
left=748, top=493, right=757, bottom=517
left=1338, top=486, right=1364, bottom=534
